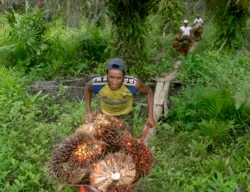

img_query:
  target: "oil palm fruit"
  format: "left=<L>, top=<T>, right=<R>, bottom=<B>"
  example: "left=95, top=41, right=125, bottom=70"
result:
left=47, top=132, right=105, bottom=184
left=120, top=134, right=153, bottom=179
left=90, top=152, right=136, bottom=192
left=76, top=112, right=130, bottom=152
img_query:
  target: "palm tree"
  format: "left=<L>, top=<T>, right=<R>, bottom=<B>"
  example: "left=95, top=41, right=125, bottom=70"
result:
left=205, top=0, right=250, bottom=50
left=105, top=0, right=161, bottom=78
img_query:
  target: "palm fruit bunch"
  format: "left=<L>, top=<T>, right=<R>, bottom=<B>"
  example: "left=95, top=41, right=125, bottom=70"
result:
left=47, top=132, right=106, bottom=184
left=120, top=134, right=153, bottom=179
left=75, top=112, right=130, bottom=152
left=197, top=25, right=203, bottom=33
left=195, top=27, right=201, bottom=34
left=180, top=35, right=192, bottom=42
left=90, top=152, right=136, bottom=192
left=192, top=26, right=203, bottom=41
left=180, top=35, right=192, bottom=50
left=172, top=40, right=181, bottom=52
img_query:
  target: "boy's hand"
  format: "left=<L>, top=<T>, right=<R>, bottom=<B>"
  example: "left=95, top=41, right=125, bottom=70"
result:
left=84, top=113, right=93, bottom=123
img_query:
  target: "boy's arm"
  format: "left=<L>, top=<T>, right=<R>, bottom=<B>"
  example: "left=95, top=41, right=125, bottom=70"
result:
left=135, top=80, right=156, bottom=127
left=84, top=79, right=94, bottom=121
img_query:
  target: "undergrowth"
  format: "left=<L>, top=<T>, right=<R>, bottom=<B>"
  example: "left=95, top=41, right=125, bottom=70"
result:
left=136, top=52, right=250, bottom=191
left=0, top=10, right=250, bottom=192
left=1, top=51, right=249, bottom=192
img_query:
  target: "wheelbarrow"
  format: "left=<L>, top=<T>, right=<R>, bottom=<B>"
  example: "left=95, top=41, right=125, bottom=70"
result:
left=72, top=124, right=153, bottom=192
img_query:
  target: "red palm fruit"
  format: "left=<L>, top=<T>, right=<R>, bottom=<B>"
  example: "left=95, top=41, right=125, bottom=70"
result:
left=90, top=152, right=136, bottom=192
left=47, top=132, right=105, bottom=184
left=75, top=112, right=130, bottom=152
left=120, top=134, right=153, bottom=179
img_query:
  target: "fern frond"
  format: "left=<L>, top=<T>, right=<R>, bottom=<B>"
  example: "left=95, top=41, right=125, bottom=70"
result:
left=198, top=88, right=236, bottom=121
left=198, top=119, right=234, bottom=144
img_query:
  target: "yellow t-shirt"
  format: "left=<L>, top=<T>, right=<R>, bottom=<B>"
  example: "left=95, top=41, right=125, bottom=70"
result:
left=92, top=76, right=137, bottom=116
left=99, top=84, right=133, bottom=116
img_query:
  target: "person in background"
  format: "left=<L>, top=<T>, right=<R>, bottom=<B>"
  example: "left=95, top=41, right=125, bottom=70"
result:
left=193, top=14, right=204, bottom=41
left=193, top=14, right=203, bottom=27
left=179, top=19, right=192, bottom=39
left=174, top=19, right=193, bottom=56
left=83, top=58, right=156, bottom=141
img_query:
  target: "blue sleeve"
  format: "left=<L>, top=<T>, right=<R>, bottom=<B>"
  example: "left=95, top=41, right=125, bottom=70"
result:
left=92, top=76, right=137, bottom=95
left=124, top=77, right=137, bottom=96
left=92, top=76, right=106, bottom=94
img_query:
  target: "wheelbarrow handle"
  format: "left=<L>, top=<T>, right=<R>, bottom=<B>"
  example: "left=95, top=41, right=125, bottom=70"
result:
left=73, top=185, right=99, bottom=192
left=79, top=186, right=85, bottom=192
left=140, top=124, right=151, bottom=141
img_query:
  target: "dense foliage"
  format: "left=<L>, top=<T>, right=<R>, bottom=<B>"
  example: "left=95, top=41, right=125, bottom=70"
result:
left=158, top=0, right=185, bottom=35
left=1, top=51, right=249, bottom=191
left=0, top=66, right=84, bottom=191
left=205, top=0, right=250, bottom=49
left=0, top=1, right=250, bottom=192
left=134, top=52, right=250, bottom=191
left=1, top=8, right=110, bottom=79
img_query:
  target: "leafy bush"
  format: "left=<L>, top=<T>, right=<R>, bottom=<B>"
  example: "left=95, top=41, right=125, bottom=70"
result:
left=2, top=9, right=46, bottom=71
left=168, top=84, right=250, bottom=138
left=153, top=51, right=250, bottom=191
left=1, top=10, right=110, bottom=80
left=0, top=66, right=84, bottom=191
left=179, top=51, right=250, bottom=87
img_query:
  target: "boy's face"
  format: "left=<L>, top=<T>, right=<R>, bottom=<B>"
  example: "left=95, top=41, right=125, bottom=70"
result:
left=107, top=70, right=124, bottom=90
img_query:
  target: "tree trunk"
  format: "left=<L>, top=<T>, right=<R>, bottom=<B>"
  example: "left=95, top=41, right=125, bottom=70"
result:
left=66, top=0, right=82, bottom=28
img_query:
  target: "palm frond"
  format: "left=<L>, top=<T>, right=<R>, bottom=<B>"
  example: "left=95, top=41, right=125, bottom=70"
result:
left=198, top=119, right=234, bottom=144
left=198, top=88, right=236, bottom=121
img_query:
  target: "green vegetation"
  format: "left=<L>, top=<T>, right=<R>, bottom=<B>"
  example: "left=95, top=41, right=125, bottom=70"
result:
left=0, top=1, right=250, bottom=192
left=106, top=0, right=161, bottom=78
left=205, top=0, right=249, bottom=49
left=1, top=8, right=110, bottom=80
left=135, top=52, right=250, bottom=191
